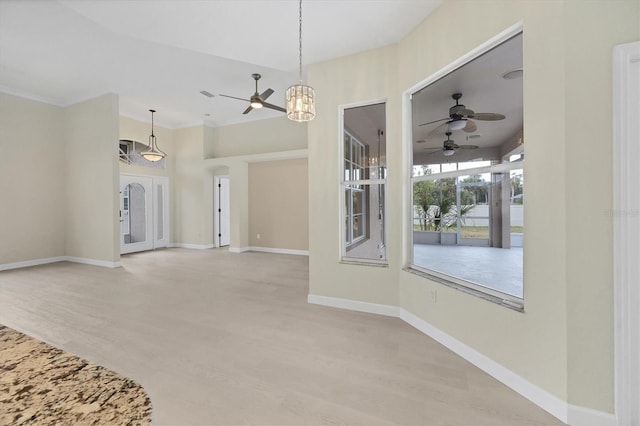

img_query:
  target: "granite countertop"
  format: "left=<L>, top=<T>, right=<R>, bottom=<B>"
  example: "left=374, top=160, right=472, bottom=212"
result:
left=0, top=325, right=152, bottom=425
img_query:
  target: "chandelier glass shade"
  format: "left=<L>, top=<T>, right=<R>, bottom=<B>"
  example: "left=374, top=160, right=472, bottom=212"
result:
left=286, top=0, right=315, bottom=122
left=286, top=84, right=315, bottom=122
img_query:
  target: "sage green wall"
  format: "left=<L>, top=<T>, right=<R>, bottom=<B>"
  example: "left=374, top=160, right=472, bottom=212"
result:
left=64, top=94, right=120, bottom=263
left=308, top=44, right=400, bottom=307
left=173, top=125, right=213, bottom=246
left=307, top=0, right=639, bottom=414
left=204, top=116, right=307, bottom=158
left=0, top=94, right=65, bottom=265
left=563, top=0, right=639, bottom=411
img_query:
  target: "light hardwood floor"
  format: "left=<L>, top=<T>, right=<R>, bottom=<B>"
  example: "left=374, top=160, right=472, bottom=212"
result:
left=0, top=249, right=562, bottom=425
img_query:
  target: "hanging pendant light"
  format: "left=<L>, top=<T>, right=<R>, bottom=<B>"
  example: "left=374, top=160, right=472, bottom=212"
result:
left=141, top=109, right=166, bottom=162
left=286, top=0, right=315, bottom=122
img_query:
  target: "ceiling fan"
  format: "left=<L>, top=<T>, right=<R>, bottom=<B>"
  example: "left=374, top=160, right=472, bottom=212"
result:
left=419, top=92, right=505, bottom=137
left=219, top=73, right=286, bottom=115
left=424, top=131, right=478, bottom=157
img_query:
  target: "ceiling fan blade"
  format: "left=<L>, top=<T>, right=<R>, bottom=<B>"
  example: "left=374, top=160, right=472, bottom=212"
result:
left=427, top=121, right=450, bottom=137
left=419, top=117, right=449, bottom=127
left=242, top=105, right=253, bottom=115
left=262, top=102, right=286, bottom=113
left=463, top=119, right=477, bottom=133
left=423, top=147, right=443, bottom=151
left=457, top=144, right=479, bottom=150
left=457, top=108, right=475, bottom=117
left=260, top=88, right=274, bottom=101
left=220, top=94, right=250, bottom=103
left=469, top=112, right=506, bottom=121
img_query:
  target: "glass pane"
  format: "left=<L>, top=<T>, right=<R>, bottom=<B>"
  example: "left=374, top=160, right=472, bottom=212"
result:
left=344, top=184, right=386, bottom=261
left=460, top=223, right=489, bottom=239
left=344, top=133, right=350, bottom=160
left=352, top=215, right=364, bottom=239
left=124, top=183, right=146, bottom=244
left=352, top=190, right=364, bottom=215
left=157, top=185, right=163, bottom=240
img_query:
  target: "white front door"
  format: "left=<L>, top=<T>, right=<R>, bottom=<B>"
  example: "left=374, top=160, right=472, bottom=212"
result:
left=120, top=174, right=170, bottom=254
left=214, top=176, right=230, bottom=247
left=120, top=175, right=153, bottom=254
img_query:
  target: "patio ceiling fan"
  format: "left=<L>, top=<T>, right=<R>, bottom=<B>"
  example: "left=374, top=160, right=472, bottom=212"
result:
left=424, top=131, right=478, bottom=157
left=218, top=73, right=286, bottom=115
left=419, top=92, right=505, bottom=137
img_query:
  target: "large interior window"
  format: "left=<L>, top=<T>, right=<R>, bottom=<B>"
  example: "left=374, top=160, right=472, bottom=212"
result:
left=341, top=102, right=387, bottom=263
left=119, top=139, right=166, bottom=169
left=409, top=33, right=524, bottom=309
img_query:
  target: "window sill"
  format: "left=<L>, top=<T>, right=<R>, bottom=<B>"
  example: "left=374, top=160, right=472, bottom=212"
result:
left=341, top=258, right=389, bottom=267
left=403, top=266, right=524, bottom=312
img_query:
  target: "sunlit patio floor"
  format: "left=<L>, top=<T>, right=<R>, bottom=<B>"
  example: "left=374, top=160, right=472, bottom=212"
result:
left=413, top=244, right=523, bottom=298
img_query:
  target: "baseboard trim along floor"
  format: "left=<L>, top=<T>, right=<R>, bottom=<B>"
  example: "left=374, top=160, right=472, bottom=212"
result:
left=248, top=246, right=309, bottom=256
left=307, top=294, right=615, bottom=426
left=0, top=256, right=121, bottom=271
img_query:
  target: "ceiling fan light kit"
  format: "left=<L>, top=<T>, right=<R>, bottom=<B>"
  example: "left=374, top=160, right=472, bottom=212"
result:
left=218, top=73, right=286, bottom=115
left=286, top=0, right=316, bottom=122
left=141, top=109, right=166, bottom=162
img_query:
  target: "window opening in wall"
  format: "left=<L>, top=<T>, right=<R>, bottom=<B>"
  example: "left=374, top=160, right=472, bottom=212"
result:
left=409, top=32, right=523, bottom=308
left=118, top=139, right=166, bottom=169
left=340, top=102, right=387, bottom=264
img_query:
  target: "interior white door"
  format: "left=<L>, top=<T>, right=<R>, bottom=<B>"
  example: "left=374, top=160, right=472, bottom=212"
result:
left=215, top=176, right=231, bottom=247
left=120, top=175, right=154, bottom=254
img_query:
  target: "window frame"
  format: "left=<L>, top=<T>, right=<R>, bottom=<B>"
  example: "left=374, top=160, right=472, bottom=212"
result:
left=401, top=23, right=525, bottom=310
left=338, top=100, right=388, bottom=266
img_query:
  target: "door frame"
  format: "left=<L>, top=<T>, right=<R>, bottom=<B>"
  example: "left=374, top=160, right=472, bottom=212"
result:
left=120, top=173, right=170, bottom=254
left=613, top=40, right=640, bottom=426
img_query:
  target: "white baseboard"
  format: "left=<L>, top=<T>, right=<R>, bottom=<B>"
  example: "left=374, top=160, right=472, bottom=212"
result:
left=307, top=294, right=400, bottom=317
left=568, top=404, right=616, bottom=426
left=307, top=294, right=614, bottom=425
left=1, top=256, right=121, bottom=271
left=249, top=246, right=309, bottom=256
left=65, top=257, right=121, bottom=268
left=228, top=247, right=249, bottom=253
left=168, top=243, right=215, bottom=250
left=0, top=256, right=67, bottom=271
left=399, top=309, right=568, bottom=423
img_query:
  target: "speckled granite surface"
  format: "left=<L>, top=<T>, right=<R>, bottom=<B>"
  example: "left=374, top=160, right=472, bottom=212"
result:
left=0, top=325, right=152, bottom=425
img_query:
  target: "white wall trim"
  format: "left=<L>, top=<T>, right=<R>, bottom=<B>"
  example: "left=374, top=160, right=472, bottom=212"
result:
left=398, top=308, right=568, bottom=423
left=0, top=257, right=67, bottom=271
left=204, top=149, right=308, bottom=166
left=0, top=256, right=121, bottom=271
left=613, top=40, right=640, bottom=426
left=307, top=294, right=400, bottom=318
left=65, top=257, right=122, bottom=268
left=249, top=246, right=309, bottom=256
left=168, top=243, right=215, bottom=250
left=568, top=404, right=617, bottom=426
left=228, top=247, right=250, bottom=253
left=308, top=294, right=613, bottom=425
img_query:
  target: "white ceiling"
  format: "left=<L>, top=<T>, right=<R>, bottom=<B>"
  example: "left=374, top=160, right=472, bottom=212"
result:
left=0, top=0, right=442, bottom=128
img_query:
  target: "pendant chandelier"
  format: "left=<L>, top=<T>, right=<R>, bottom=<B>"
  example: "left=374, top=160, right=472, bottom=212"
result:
left=285, top=0, right=315, bottom=122
left=141, top=109, right=166, bottom=162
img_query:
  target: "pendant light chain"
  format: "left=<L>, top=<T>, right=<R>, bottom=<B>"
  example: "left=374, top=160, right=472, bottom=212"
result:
left=150, top=109, right=155, bottom=137
left=298, top=0, right=303, bottom=84
left=285, top=0, right=315, bottom=122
